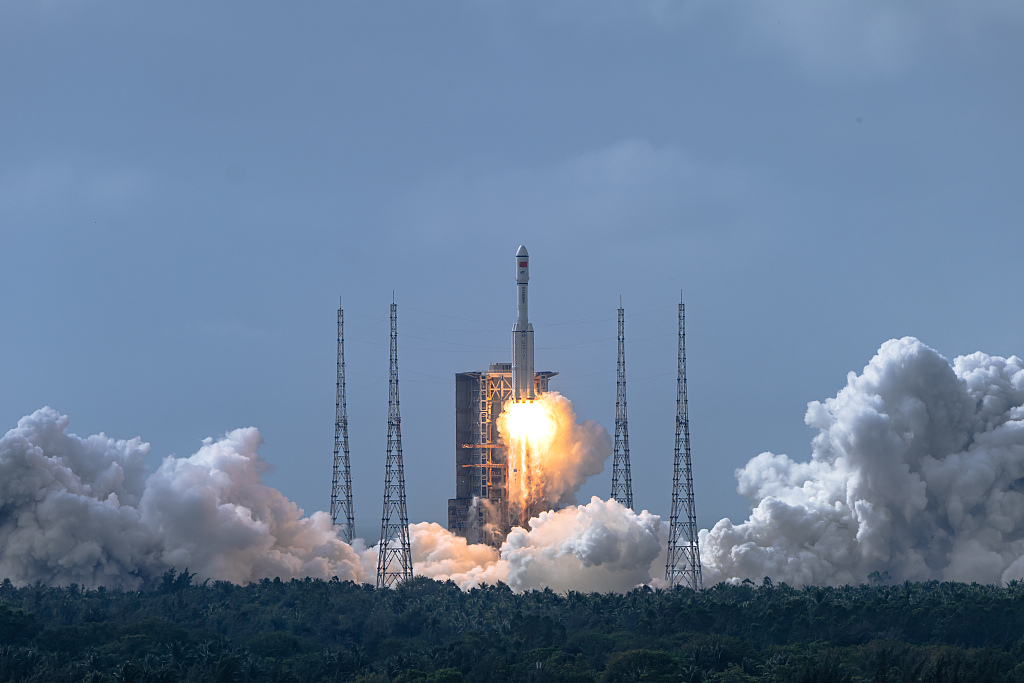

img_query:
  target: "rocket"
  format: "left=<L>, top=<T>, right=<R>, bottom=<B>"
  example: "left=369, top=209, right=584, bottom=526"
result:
left=512, top=245, right=535, bottom=401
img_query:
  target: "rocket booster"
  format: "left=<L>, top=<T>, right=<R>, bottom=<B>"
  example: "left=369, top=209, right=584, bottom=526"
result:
left=512, top=245, right=535, bottom=401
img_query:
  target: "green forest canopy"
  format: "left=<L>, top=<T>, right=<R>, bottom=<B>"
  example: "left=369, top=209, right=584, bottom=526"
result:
left=3, top=573, right=1024, bottom=682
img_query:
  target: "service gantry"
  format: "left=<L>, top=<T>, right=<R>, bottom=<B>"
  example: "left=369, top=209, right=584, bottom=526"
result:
left=447, top=366, right=556, bottom=547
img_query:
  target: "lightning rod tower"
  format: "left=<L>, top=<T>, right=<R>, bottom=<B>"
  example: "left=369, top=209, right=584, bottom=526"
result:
left=667, top=297, right=703, bottom=590
left=610, top=297, right=633, bottom=508
left=377, top=300, right=413, bottom=588
left=331, top=299, right=355, bottom=543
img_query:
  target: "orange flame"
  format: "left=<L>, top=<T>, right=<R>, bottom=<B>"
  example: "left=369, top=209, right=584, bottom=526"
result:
left=498, top=397, right=559, bottom=524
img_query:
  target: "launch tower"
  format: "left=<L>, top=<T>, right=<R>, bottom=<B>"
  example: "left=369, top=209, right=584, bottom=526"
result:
left=447, top=247, right=556, bottom=547
left=609, top=299, right=633, bottom=508
left=448, top=366, right=557, bottom=546
left=331, top=300, right=355, bottom=543
left=666, top=299, right=703, bottom=590
left=377, top=301, right=413, bottom=588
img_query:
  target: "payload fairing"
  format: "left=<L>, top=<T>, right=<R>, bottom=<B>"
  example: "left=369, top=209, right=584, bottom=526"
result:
left=512, top=245, right=535, bottom=401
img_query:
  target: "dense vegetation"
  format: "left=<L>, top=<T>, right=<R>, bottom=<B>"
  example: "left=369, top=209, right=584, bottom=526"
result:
left=3, top=572, right=1024, bottom=682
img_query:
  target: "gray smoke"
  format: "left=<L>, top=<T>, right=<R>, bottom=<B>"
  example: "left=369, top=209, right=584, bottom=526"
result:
left=0, top=406, right=654, bottom=593
left=0, top=408, right=366, bottom=589
left=19, top=337, right=1017, bottom=592
left=701, top=337, right=1024, bottom=586
left=409, top=497, right=665, bottom=593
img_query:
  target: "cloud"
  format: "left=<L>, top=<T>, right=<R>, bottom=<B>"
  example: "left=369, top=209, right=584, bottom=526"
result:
left=411, top=497, right=665, bottom=593
left=0, top=161, right=153, bottom=218
left=523, top=0, right=1024, bottom=79
left=738, top=0, right=1024, bottom=78
left=701, top=337, right=1024, bottom=586
left=0, top=405, right=660, bottom=593
left=0, top=408, right=365, bottom=589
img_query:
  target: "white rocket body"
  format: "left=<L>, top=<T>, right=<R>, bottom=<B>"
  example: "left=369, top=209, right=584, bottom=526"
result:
left=512, top=245, right=535, bottom=401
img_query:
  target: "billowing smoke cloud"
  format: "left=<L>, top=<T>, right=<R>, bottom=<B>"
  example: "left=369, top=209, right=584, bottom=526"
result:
left=407, top=522, right=505, bottom=588
left=701, top=337, right=1024, bottom=587
left=0, top=407, right=658, bottom=592
left=0, top=409, right=159, bottom=588
left=142, top=429, right=365, bottom=584
left=500, top=498, right=664, bottom=593
left=411, top=497, right=664, bottom=593
left=14, top=338, right=1024, bottom=592
left=0, top=408, right=366, bottom=589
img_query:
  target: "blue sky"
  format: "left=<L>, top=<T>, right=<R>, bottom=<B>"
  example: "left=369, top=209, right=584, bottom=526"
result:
left=2, top=1, right=1022, bottom=542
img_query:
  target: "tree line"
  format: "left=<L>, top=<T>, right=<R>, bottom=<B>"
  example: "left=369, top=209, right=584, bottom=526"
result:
left=3, top=571, right=1024, bottom=682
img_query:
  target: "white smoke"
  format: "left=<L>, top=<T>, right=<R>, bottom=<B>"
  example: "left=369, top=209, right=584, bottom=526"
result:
left=0, top=409, right=158, bottom=588
left=0, top=408, right=366, bottom=588
left=500, top=497, right=664, bottom=592
left=0, top=407, right=660, bottom=593
left=410, top=497, right=665, bottom=593
left=16, top=337, right=1024, bottom=592
left=408, top=522, right=505, bottom=588
left=701, top=337, right=1024, bottom=587
left=141, top=429, right=365, bottom=585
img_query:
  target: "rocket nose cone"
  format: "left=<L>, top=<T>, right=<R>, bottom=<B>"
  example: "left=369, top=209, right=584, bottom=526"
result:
left=516, top=245, right=528, bottom=257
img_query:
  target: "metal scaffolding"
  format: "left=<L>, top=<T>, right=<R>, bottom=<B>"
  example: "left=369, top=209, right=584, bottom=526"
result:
left=377, top=301, right=412, bottom=588
left=610, top=299, right=633, bottom=509
left=666, top=299, right=703, bottom=590
left=331, top=300, right=355, bottom=543
left=470, top=368, right=513, bottom=546
left=448, top=366, right=556, bottom=547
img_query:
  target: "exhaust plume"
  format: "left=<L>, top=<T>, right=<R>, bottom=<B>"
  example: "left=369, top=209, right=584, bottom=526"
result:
left=498, top=391, right=611, bottom=522
left=701, top=337, right=1024, bottom=587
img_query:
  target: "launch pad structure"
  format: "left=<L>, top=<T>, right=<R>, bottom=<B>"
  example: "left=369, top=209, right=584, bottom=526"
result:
left=448, top=366, right=556, bottom=547
left=447, top=245, right=559, bottom=547
left=331, top=245, right=703, bottom=587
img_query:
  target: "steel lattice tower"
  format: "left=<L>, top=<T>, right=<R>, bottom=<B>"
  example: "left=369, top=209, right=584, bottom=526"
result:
left=331, top=300, right=355, bottom=543
left=610, top=298, right=633, bottom=508
left=666, top=299, right=703, bottom=590
left=377, top=301, right=413, bottom=588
